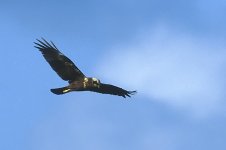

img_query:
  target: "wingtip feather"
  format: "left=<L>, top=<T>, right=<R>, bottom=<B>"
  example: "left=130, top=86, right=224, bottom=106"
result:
left=123, top=90, right=137, bottom=98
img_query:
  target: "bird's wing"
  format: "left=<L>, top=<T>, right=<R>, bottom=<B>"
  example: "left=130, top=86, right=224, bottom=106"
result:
left=34, top=38, right=85, bottom=82
left=91, top=83, right=136, bottom=98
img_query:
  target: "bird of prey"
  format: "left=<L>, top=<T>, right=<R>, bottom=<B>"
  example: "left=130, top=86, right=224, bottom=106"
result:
left=34, top=38, right=136, bottom=98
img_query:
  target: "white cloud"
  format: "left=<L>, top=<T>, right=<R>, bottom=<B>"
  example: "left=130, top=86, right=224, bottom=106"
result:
left=96, top=25, right=226, bottom=117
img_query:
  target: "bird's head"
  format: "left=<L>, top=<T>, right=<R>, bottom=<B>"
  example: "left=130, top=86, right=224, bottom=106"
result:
left=91, top=77, right=100, bottom=88
left=83, top=77, right=101, bottom=88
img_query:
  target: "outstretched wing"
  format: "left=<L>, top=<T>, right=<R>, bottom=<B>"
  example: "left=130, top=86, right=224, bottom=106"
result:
left=91, top=83, right=136, bottom=98
left=34, top=38, right=85, bottom=82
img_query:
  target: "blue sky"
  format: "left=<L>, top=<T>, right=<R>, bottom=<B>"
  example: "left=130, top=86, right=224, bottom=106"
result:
left=0, top=0, right=226, bottom=150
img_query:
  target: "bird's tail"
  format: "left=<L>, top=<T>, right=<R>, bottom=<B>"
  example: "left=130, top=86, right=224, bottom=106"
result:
left=50, top=86, right=71, bottom=95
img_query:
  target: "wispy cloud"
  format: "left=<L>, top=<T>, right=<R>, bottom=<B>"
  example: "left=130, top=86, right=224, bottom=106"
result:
left=97, top=24, right=226, bottom=117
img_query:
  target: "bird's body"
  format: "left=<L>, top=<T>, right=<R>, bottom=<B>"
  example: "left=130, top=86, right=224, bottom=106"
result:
left=34, top=38, right=136, bottom=98
left=51, top=77, right=100, bottom=94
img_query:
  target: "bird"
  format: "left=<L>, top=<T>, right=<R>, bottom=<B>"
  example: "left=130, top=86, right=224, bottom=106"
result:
left=34, top=38, right=136, bottom=98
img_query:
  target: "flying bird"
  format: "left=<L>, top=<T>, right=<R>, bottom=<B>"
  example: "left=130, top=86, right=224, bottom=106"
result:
left=34, top=38, right=136, bottom=98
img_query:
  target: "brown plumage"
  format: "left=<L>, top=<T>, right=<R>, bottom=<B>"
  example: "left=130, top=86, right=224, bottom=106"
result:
left=34, top=38, right=136, bottom=98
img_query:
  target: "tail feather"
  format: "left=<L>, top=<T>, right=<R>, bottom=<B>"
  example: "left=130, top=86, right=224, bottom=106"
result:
left=50, top=87, right=71, bottom=95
